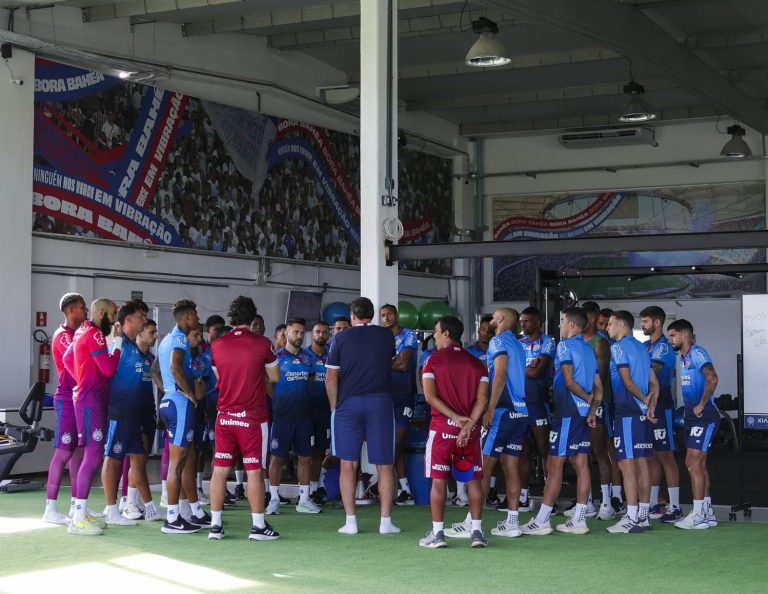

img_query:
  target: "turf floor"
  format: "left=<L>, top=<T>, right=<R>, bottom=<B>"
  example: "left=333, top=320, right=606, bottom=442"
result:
left=2, top=489, right=767, bottom=593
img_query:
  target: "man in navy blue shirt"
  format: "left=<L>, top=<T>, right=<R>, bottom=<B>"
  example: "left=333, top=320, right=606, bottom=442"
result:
left=326, top=297, right=398, bottom=535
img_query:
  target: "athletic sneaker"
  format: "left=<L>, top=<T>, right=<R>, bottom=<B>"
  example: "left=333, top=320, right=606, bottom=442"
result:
left=249, top=522, right=280, bottom=541
left=556, top=519, right=590, bottom=534
left=703, top=509, right=718, bottom=527
left=491, top=518, right=522, bottom=537
left=85, top=514, right=106, bottom=528
left=611, top=497, right=626, bottom=515
left=518, top=496, right=532, bottom=513
left=279, top=495, right=291, bottom=505
left=208, top=524, right=225, bottom=540
left=674, top=511, right=709, bottom=530
left=606, top=515, right=643, bottom=534
left=311, top=487, right=327, bottom=505
left=197, top=489, right=210, bottom=505
left=190, top=511, right=213, bottom=529
left=660, top=505, right=683, bottom=524
left=42, top=509, right=70, bottom=525
left=266, top=498, right=281, bottom=515
left=495, top=499, right=508, bottom=512
left=596, top=503, right=615, bottom=521
left=452, top=496, right=469, bottom=507
left=638, top=516, right=653, bottom=531
left=520, top=518, right=553, bottom=536
left=471, top=530, right=489, bottom=548
left=419, top=530, right=447, bottom=549
left=395, top=490, right=415, bottom=506
left=118, top=496, right=128, bottom=514
left=122, top=502, right=143, bottom=521
left=648, top=504, right=664, bottom=520
left=106, top=514, right=138, bottom=526
left=563, top=499, right=577, bottom=515
left=234, top=484, right=246, bottom=500
left=224, top=490, right=237, bottom=507
left=296, top=499, right=322, bottom=514
left=564, top=502, right=597, bottom=518
left=88, top=507, right=105, bottom=518
left=486, top=488, right=500, bottom=506
left=67, top=518, right=103, bottom=536
left=444, top=519, right=471, bottom=539
left=161, top=517, right=201, bottom=534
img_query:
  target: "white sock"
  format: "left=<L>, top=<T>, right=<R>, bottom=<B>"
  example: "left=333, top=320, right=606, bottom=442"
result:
left=456, top=482, right=467, bottom=500
left=471, top=518, right=482, bottom=532
left=106, top=503, right=119, bottom=518
left=74, top=499, right=87, bottom=521
left=399, top=478, right=410, bottom=493
left=211, top=510, right=222, bottom=526
left=339, top=514, right=358, bottom=534
left=704, top=496, right=712, bottom=512
left=650, top=486, right=659, bottom=507
left=506, top=510, right=519, bottom=524
left=235, top=470, right=244, bottom=485
left=536, top=504, right=552, bottom=524
left=191, top=500, right=204, bottom=517
left=196, top=472, right=203, bottom=490
left=70, top=497, right=76, bottom=512
left=319, top=468, right=326, bottom=488
left=464, top=511, right=472, bottom=524
left=573, top=503, right=587, bottom=524
left=252, top=512, right=265, bottom=528
left=627, top=505, right=638, bottom=522
left=167, top=504, right=179, bottom=522
left=45, top=499, right=57, bottom=513
left=310, top=481, right=319, bottom=494
left=520, top=488, right=529, bottom=501
left=179, top=498, right=191, bottom=519
left=161, top=480, right=167, bottom=496
left=601, top=484, right=610, bottom=505
left=264, top=478, right=270, bottom=489
left=639, top=502, right=650, bottom=520
left=669, top=487, right=680, bottom=508
left=612, top=485, right=623, bottom=500
left=299, top=484, right=310, bottom=503
left=432, top=521, right=444, bottom=533
left=144, top=501, right=158, bottom=517
left=587, top=489, right=593, bottom=505
left=126, top=486, right=138, bottom=505
left=693, top=499, right=704, bottom=515
left=269, top=486, right=280, bottom=501
left=490, top=477, right=497, bottom=489
left=379, top=516, right=400, bottom=534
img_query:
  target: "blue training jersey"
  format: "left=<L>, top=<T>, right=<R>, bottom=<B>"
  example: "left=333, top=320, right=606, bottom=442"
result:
left=645, top=335, right=676, bottom=410
left=465, top=342, right=488, bottom=365
left=520, top=333, right=555, bottom=404
left=273, top=347, right=313, bottom=419
left=553, top=334, right=597, bottom=418
left=610, top=335, right=651, bottom=416
left=680, top=344, right=719, bottom=421
left=419, top=348, right=434, bottom=371
left=307, top=347, right=329, bottom=411
left=487, top=330, right=528, bottom=415
left=391, top=327, right=417, bottom=399
left=158, top=326, right=192, bottom=398
left=108, top=337, right=153, bottom=418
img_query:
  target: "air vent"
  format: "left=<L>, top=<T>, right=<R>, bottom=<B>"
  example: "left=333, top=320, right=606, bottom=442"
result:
left=557, top=126, right=657, bottom=148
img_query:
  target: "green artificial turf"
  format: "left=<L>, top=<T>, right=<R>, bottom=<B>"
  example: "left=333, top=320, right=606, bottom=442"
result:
left=2, top=489, right=767, bottom=593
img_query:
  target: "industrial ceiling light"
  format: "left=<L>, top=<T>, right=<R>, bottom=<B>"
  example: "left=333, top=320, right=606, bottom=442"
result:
left=720, top=124, right=752, bottom=158
left=464, top=17, right=511, bottom=67
left=618, top=81, right=657, bottom=123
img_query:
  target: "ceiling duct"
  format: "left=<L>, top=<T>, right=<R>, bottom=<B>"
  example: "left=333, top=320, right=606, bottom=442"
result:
left=557, top=125, right=657, bottom=149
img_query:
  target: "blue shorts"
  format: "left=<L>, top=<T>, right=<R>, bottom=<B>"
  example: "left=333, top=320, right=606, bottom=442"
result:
left=394, top=395, right=415, bottom=429
left=525, top=401, right=550, bottom=430
left=332, top=394, right=394, bottom=465
left=311, top=407, right=331, bottom=451
left=684, top=419, right=717, bottom=452
left=194, top=405, right=208, bottom=450
left=482, top=408, right=528, bottom=458
left=104, top=417, right=145, bottom=460
left=270, top=417, right=314, bottom=457
left=653, top=408, right=676, bottom=452
left=53, top=398, right=78, bottom=451
left=592, top=403, right=615, bottom=438
left=613, top=415, right=653, bottom=460
left=158, top=395, right=196, bottom=449
left=548, top=416, right=591, bottom=457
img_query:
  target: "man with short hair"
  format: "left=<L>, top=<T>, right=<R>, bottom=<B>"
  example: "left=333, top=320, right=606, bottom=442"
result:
left=598, top=309, right=613, bottom=341
left=332, top=317, right=350, bottom=335
left=307, top=321, right=331, bottom=504
left=420, top=316, right=489, bottom=549
left=43, top=293, right=87, bottom=525
left=466, top=315, right=493, bottom=363
left=667, top=319, right=720, bottom=530
left=250, top=314, right=266, bottom=337
left=640, top=306, right=682, bottom=524
left=326, top=297, right=399, bottom=535
left=208, top=296, right=281, bottom=541
left=273, top=323, right=287, bottom=351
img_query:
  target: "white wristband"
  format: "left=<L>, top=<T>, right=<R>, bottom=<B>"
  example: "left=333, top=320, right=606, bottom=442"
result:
left=111, top=336, right=123, bottom=351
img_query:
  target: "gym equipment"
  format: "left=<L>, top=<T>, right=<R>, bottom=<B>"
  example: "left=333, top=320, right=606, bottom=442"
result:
left=322, top=301, right=350, bottom=324
left=0, top=382, right=52, bottom=493
left=397, top=300, right=419, bottom=329
left=418, top=300, right=452, bottom=330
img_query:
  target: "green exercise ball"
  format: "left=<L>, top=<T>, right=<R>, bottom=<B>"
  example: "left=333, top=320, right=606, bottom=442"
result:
left=397, top=300, right=419, bottom=329
left=418, top=300, right=452, bottom=330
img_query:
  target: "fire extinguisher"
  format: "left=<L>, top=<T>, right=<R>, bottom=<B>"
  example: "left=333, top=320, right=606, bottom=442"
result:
left=34, top=329, right=51, bottom=384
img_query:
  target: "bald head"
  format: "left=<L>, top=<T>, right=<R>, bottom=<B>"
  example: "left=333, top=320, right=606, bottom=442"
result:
left=90, top=298, right=118, bottom=335
left=490, top=307, right=519, bottom=336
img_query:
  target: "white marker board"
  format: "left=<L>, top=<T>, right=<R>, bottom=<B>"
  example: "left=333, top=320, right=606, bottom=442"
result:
left=741, top=294, right=768, bottom=430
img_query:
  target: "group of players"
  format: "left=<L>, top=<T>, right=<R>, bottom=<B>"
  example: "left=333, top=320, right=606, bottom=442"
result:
left=41, top=291, right=721, bottom=544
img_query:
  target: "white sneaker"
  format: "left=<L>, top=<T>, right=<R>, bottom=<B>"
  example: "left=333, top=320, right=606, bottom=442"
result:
left=606, top=514, right=643, bottom=534
left=564, top=502, right=597, bottom=518
left=266, top=498, right=281, bottom=515
left=122, top=502, right=143, bottom=520
left=490, top=518, right=522, bottom=538
left=197, top=489, right=210, bottom=505
left=296, top=499, right=322, bottom=514
left=675, top=510, right=709, bottom=530
left=444, top=518, right=471, bottom=539
left=118, top=496, right=128, bottom=514
left=556, top=519, right=590, bottom=534
left=88, top=507, right=105, bottom=518
left=42, top=508, right=71, bottom=525
left=596, top=503, right=615, bottom=521
left=703, top=509, right=718, bottom=527
left=452, top=496, right=469, bottom=507
left=520, top=518, right=553, bottom=536
left=638, top=516, right=653, bottom=530
left=107, top=514, right=138, bottom=526
left=67, top=518, right=103, bottom=536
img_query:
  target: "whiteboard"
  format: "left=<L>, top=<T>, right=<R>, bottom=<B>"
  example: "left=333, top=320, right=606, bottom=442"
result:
left=741, top=294, right=768, bottom=430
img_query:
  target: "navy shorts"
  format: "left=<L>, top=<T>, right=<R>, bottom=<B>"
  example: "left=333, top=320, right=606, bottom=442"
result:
left=482, top=408, right=528, bottom=458
left=206, top=392, right=219, bottom=443
left=104, top=417, right=145, bottom=460
left=548, top=416, right=591, bottom=457
left=139, top=394, right=156, bottom=447
left=158, top=395, right=196, bottom=449
left=332, top=394, right=394, bottom=465
left=394, top=395, right=415, bottom=429
left=311, top=407, right=331, bottom=451
left=613, top=415, right=653, bottom=460
left=653, top=408, right=676, bottom=452
left=684, top=419, right=717, bottom=452
left=526, top=401, right=550, bottom=430
left=270, top=417, right=314, bottom=457
left=194, top=405, right=208, bottom=450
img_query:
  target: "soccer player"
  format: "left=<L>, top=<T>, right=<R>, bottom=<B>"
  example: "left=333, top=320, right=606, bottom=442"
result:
left=43, top=293, right=87, bottom=525
left=522, top=307, right=602, bottom=536
left=332, top=316, right=350, bottom=334
left=208, top=296, right=280, bottom=541
left=640, top=306, right=682, bottom=524
left=420, top=316, right=489, bottom=549
left=597, top=308, right=613, bottom=341
left=326, top=297, right=399, bottom=535
left=667, top=319, right=720, bottom=530
left=465, top=314, right=493, bottom=363
left=266, top=318, right=321, bottom=515
left=606, top=310, right=659, bottom=534
left=380, top=304, right=418, bottom=505
left=63, top=298, right=123, bottom=535
left=250, top=314, right=266, bottom=337
left=273, top=323, right=287, bottom=351
left=307, top=321, right=331, bottom=504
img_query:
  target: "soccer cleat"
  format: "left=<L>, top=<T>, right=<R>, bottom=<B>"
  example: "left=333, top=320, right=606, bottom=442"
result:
left=611, top=497, right=626, bottom=515
left=520, top=518, right=553, bottom=536
left=197, top=489, right=210, bottom=505
left=67, top=518, right=103, bottom=536
left=471, top=530, right=489, bottom=548
left=42, top=509, right=71, bottom=525
left=444, top=519, right=472, bottom=539
left=234, top=484, right=246, bottom=500
left=249, top=522, right=280, bottom=541
left=660, top=505, right=683, bottom=524
left=491, top=518, right=522, bottom=538
left=208, top=524, right=226, bottom=540
left=266, top=498, right=281, bottom=515
left=296, top=499, right=322, bottom=514
left=161, top=517, right=201, bottom=534
left=518, top=496, right=531, bottom=513
left=395, top=490, right=415, bottom=506
left=556, top=519, right=590, bottom=535
left=190, top=511, right=213, bottom=529
left=674, top=511, right=709, bottom=530
left=596, top=504, right=615, bottom=521
left=638, top=516, right=653, bottom=531
left=419, top=530, right=447, bottom=549
left=122, top=502, right=143, bottom=521
left=648, top=504, right=664, bottom=520
left=486, top=487, right=500, bottom=506
left=606, top=515, right=643, bottom=534
left=564, top=502, right=597, bottom=518
left=704, top=508, right=718, bottom=527
left=311, top=487, right=327, bottom=505
left=106, top=514, right=138, bottom=526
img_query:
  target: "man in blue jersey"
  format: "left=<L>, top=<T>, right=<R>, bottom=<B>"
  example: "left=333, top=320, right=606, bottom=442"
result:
left=606, top=310, right=659, bottom=534
left=523, top=307, right=602, bottom=535
left=640, top=306, right=682, bottom=524
left=326, top=297, right=399, bottom=535
left=466, top=315, right=493, bottom=364
left=266, top=318, right=321, bottom=515
left=307, top=321, right=331, bottom=504
left=380, top=304, right=418, bottom=505
left=667, top=319, right=720, bottom=530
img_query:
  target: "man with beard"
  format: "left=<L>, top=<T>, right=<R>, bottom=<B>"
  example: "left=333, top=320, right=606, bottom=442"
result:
left=307, top=321, right=331, bottom=504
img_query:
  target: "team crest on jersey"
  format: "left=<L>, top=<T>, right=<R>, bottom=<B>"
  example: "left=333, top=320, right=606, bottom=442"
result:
left=611, top=344, right=623, bottom=360
left=113, top=442, right=123, bottom=454
left=61, top=432, right=72, bottom=445
left=59, top=334, right=72, bottom=347
left=695, top=349, right=708, bottom=363
left=186, top=430, right=194, bottom=443
left=557, top=342, right=568, bottom=357
left=92, top=429, right=104, bottom=442
left=94, top=333, right=106, bottom=347
left=655, top=343, right=669, bottom=357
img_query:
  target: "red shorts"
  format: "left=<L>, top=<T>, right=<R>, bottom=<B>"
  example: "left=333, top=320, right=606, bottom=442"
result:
left=213, top=412, right=268, bottom=471
left=425, top=418, right=482, bottom=481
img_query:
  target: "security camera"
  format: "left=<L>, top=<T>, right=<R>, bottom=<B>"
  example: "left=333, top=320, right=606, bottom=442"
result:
left=12, top=78, right=23, bottom=86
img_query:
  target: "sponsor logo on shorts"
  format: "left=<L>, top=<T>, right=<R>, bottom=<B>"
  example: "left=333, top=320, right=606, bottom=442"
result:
left=446, top=419, right=459, bottom=428
left=271, top=438, right=279, bottom=450
left=690, top=426, right=704, bottom=437
left=432, top=464, right=450, bottom=471
left=508, top=409, right=526, bottom=419
left=159, top=401, right=170, bottom=409
left=113, top=442, right=123, bottom=454
left=61, top=432, right=72, bottom=445
left=208, top=430, right=216, bottom=441
left=505, top=443, right=523, bottom=451
left=219, top=418, right=250, bottom=428
left=635, top=443, right=653, bottom=449
left=243, top=457, right=259, bottom=464
left=228, top=410, right=247, bottom=418
left=549, top=432, right=558, bottom=443
left=441, top=433, right=458, bottom=440
left=535, top=419, right=548, bottom=427
left=402, top=407, right=413, bottom=418
left=215, top=452, right=233, bottom=460
left=569, top=440, right=591, bottom=450
left=92, top=429, right=103, bottom=442
left=186, top=430, right=194, bottom=443
left=494, top=446, right=503, bottom=453
left=654, top=429, right=667, bottom=441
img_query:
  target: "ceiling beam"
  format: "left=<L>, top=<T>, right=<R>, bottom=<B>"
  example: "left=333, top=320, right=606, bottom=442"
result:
left=493, top=0, right=768, bottom=134
left=82, top=0, right=244, bottom=23
left=685, top=27, right=768, bottom=50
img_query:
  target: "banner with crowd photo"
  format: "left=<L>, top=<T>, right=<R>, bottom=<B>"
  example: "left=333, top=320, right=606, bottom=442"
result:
left=492, top=183, right=766, bottom=301
left=31, top=58, right=453, bottom=274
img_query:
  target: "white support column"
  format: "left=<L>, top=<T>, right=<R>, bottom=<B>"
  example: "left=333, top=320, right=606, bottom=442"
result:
left=360, top=0, right=399, bottom=314
left=0, top=49, right=34, bottom=408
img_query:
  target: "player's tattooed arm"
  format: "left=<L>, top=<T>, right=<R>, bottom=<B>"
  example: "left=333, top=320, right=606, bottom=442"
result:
left=694, top=364, right=719, bottom=417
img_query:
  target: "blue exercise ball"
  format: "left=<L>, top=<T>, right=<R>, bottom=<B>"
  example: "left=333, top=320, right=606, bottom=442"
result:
left=323, top=301, right=350, bottom=324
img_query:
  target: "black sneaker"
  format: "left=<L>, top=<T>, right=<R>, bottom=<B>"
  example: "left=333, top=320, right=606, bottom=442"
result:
left=564, top=499, right=577, bottom=513
left=366, top=482, right=379, bottom=498
left=611, top=496, right=626, bottom=515
left=234, top=484, right=246, bottom=500
left=311, top=487, right=327, bottom=505
left=394, top=490, right=415, bottom=506
left=223, top=492, right=237, bottom=508
left=551, top=503, right=561, bottom=517
left=161, top=516, right=201, bottom=534
left=208, top=524, right=225, bottom=540
left=249, top=521, right=280, bottom=541
left=518, top=496, right=531, bottom=512
left=471, top=529, right=489, bottom=548
left=486, top=487, right=499, bottom=506
left=279, top=495, right=291, bottom=505
left=190, top=510, right=212, bottom=529
left=496, top=499, right=508, bottom=512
